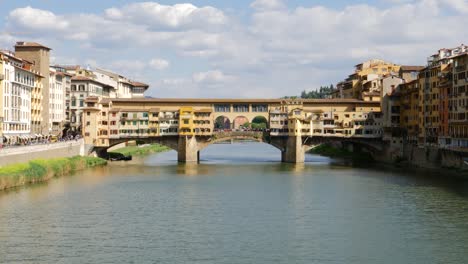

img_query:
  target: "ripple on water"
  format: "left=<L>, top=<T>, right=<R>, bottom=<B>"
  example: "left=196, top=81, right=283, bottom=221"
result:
left=1, top=143, right=468, bottom=264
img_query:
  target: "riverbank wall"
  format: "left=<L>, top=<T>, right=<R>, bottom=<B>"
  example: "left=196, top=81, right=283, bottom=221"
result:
left=397, top=145, right=468, bottom=171
left=314, top=142, right=468, bottom=172
left=0, top=139, right=93, bottom=167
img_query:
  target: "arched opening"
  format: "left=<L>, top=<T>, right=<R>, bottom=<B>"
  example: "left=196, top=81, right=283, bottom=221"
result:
left=233, top=116, right=249, bottom=130
left=215, top=116, right=231, bottom=130
left=250, top=116, right=269, bottom=130
left=199, top=140, right=282, bottom=163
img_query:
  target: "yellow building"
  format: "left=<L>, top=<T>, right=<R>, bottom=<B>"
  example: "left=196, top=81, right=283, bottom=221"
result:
left=450, top=53, right=468, bottom=148
left=179, top=107, right=194, bottom=136
left=399, top=80, right=420, bottom=144
left=417, top=64, right=451, bottom=144
left=31, top=75, right=43, bottom=135
left=340, top=59, right=401, bottom=100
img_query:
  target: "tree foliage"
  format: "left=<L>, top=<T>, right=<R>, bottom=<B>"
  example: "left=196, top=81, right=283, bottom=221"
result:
left=283, top=84, right=334, bottom=99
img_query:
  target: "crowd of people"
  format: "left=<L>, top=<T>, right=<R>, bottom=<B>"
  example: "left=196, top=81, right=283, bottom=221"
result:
left=0, top=134, right=82, bottom=150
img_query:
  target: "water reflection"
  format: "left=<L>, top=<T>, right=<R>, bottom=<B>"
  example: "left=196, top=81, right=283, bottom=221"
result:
left=1, top=142, right=468, bottom=264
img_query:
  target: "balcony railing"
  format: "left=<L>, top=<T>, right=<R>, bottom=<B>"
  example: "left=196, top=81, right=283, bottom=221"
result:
left=455, top=65, right=466, bottom=72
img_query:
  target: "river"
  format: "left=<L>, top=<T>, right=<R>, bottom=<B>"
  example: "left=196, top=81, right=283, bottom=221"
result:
left=1, top=142, right=468, bottom=263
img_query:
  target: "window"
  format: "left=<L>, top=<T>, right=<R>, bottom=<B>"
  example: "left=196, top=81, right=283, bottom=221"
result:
left=79, top=100, right=84, bottom=107
left=252, top=104, right=267, bottom=112
left=215, top=104, right=230, bottom=112
left=233, top=104, right=249, bottom=112
left=184, top=120, right=189, bottom=124
left=87, top=112, right=90, bottom=116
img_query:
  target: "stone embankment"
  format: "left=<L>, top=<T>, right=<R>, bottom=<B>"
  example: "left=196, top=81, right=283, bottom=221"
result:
left=399, top=145, right=468, bottom=172
left=0, top=139, right=92, bottom=167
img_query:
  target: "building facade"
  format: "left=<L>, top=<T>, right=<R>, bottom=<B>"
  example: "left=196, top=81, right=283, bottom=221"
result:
left=450, top=53, right=468, bottom=148
left=48, top=67, right=68, bottom=136
left=14, top=42, right=51, bottom=135
left=0, top=51, right=42, bottom=144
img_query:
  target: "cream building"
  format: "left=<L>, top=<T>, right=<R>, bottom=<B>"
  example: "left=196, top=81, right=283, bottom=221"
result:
left=0, top=50, right=42, bottom=144
left=48, top=67, right=68, bottom=135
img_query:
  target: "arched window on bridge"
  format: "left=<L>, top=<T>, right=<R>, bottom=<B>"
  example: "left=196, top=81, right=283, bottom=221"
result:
left=215, top=116, right=231, bottom=130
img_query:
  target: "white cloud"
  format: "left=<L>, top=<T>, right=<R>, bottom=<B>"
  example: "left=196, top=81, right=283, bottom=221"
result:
left=149, top=58, right=170, bottom=70
left=250, top=0, right=286, bottom=11
left=192, top=70, right=235, bottom=84
left=441, top=0, right=468, bottom=13
left=3, top=1, right=467, bottom=98
left=104, top=2, right=226, bottom=30
left=8, top=6, right=68, bottom=31
left=109, top=60, right=147, bottom=75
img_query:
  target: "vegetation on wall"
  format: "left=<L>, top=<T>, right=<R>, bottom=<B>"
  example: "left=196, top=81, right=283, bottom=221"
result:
left=112, top=144, right=169, bottom=156
left=310, top=143, right=374, bottom=163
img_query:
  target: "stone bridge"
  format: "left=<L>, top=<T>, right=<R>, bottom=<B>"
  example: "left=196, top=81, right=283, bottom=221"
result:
left=83, top=97, right=387, bottom=163
left=94, top=131, right=386, bottom=163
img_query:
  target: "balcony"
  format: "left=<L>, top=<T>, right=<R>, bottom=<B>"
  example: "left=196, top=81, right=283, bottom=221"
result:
left=455, top=65, right=466, bottom=72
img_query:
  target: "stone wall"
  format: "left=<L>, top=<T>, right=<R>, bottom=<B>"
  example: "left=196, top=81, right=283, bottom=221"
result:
left=400, top=144, right=468, bottom=171
left=0, top=140, right=87, bottom=167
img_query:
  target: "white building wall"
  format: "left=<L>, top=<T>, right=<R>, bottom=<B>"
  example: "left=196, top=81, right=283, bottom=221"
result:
left=3, top=63, right=33, bottom=140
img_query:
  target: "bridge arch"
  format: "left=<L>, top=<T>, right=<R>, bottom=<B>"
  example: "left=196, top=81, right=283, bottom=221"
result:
left=214, top=115, right=231, bottom=130
left=251, top=115, right=269, bottom=129
left=233, top=116, right=249, bottom=129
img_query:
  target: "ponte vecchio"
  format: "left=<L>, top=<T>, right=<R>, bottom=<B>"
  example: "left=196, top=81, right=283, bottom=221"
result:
left=82, top=98, right=385, bottom=163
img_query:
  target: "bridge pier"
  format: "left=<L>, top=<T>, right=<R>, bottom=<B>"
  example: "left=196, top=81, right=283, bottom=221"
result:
left=178, top=136, right=200, bottom=163
left=282, top=136, right=305, bottom=163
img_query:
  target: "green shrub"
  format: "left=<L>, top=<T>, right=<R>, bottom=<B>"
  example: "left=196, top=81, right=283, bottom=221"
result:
left=112, top=144, right=169, bottom=157
left=0, top=156, right=107, bottom=191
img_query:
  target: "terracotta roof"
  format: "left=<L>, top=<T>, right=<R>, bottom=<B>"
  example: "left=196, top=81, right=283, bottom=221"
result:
left=85, top=97, right=99, bottom=102
left=131, top=81, right=149, bottom=88
left=71, top=75, right=113, bottom=87
left=15, top=42, right=51, bottom=50
left=53, top=65, right=81, bottom=70
left=400, top=66, right=425, bottom=72
left=71, top=75, right=93, bottom=81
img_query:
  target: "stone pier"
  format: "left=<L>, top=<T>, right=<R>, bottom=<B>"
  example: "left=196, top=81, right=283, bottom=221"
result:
left=178, top=136, right=200, bottom=163
left=281, top=136, right=305, bottom=163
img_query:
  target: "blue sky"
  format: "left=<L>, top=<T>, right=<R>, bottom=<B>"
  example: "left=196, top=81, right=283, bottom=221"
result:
left=0, top=0, right=467, bottom=98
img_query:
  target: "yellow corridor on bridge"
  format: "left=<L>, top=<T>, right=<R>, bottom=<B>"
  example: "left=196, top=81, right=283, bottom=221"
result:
left=82, top=98, right=383, bottom=163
